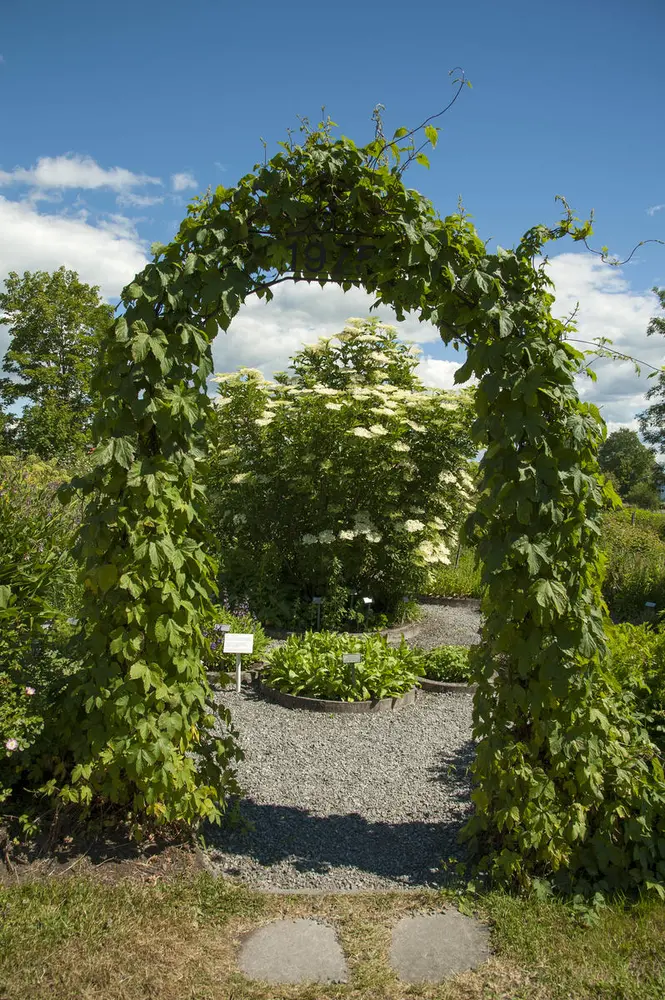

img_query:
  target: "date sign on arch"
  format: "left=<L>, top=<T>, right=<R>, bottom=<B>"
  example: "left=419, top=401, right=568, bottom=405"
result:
left=287, top=240, right=378, bottom=278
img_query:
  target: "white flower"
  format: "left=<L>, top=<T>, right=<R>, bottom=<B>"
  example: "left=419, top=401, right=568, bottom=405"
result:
left=439, top=470, right=457, bottom=484
left=233, top=513, right=247, bottom=526
left=231, top=472, right=251, bottom=484
left=312, top=384, right=339, bottom=396
left=318, top=530, right=335, bottom=544
left=4, top=738, right=18, bottom=752
left=368, top=424, right=388, bottom=436
left=214, top=396, right=232, bottom=407
left=301, top=533, right=318, bottom=545
left=404, top=420, right=426, bottom=432
left=255, top=417, right=274, bottom=427
left=349, top=427, right=374, bottom=438
left=403, top=519, right=425, bottom=532
left=24, top=686, right=35, bottom=696
left=338, top=529, right=357, bottom=540
left=392, top=441, right=410, bottom=452
left=365, top=531, right=382, bottom=543
left=325, top=402, right=344, bottom=411
left=369, top=351, right=391, bottom=363
left=370, top=406, right=397, bottom=417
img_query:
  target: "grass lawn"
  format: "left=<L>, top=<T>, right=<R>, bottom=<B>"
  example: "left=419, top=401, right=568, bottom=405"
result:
left=1, top=867, right=663, bottom=1000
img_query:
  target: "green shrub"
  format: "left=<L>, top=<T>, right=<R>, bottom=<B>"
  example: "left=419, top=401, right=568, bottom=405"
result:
left=264, top=631, right=419, bottom=701
left=600, top=512, right=665, bottom=622
left=412, top=644, right=472, bottom=682
left=201, top=603, right=269, bottom=673
left=603, top=620, right=665, bottom=748
left=423, top=547, right=484, bottom=598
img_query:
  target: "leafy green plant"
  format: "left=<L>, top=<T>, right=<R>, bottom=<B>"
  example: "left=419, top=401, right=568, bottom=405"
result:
left=602, top=621, right=665, bottom=748
left=264, top=631, right=419, bottom=701
left=412, top=644, right=471, bottom=682
left=201, top=604, right=269, bottom=673
left=424, top=547, right=484, bottom=598
left=600, top=512, right=665, bottom=622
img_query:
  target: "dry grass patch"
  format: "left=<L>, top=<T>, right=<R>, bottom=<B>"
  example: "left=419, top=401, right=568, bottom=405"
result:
left=1, top=874, right=664, bottom=1000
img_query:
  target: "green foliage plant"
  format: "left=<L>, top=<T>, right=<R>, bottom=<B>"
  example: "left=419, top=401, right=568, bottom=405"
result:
left=411, top=644, right=471, bottom=682
left=264, top=631, right=418, bottom=701
left=600, top=512, right=665, bottom=621
left=206, top=318, right=477, bottom=627
left=201, top=603, right=269, bottom=675
left=603, top=621, right=665, bottom=748
left=46, top=110, right=665, bottom=891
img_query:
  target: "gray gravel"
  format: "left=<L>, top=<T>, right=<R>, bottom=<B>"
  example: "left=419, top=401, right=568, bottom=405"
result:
left=205, top=600, right=481, bottom=891
left=408, top=600, right=482, bottom=651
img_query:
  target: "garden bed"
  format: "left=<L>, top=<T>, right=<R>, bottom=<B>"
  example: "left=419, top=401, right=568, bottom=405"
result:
left=256, top=679, right=417, bottom=713
left=416, top=677, right=476, bottom=694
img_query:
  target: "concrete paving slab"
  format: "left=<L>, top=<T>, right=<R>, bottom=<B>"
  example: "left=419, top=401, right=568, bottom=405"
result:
left=238, top=918, right=348, bottom=984
left=390, top=909, right=490, bottom=982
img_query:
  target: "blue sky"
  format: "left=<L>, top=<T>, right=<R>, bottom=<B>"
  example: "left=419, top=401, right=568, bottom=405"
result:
left=1, top=0, right=664, bottom=429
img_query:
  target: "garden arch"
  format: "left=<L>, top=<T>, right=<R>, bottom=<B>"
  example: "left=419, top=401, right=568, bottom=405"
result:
left=61, top=123, right=664, bottom=894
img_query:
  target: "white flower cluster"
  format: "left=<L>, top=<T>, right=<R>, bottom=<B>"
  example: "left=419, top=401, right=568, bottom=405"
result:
left=417, top=538, right=451, bottom=564
left=402, top=519, right=425, bottom=532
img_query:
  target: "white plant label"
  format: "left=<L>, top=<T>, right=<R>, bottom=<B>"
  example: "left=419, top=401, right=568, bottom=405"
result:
left=342, top=653, right=362, bottom=663
left=223, top=633, right=254, bottom=654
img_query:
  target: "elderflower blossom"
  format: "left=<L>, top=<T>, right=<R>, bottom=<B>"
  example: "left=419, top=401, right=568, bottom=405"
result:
left=392, top=441, right=410, bottom=452
left=371, top=406, right=397, bottom=417
left=404, top=420, right=426, bottom=432
left=365, top=531, right=382, bottom=543
left=301, top=533, right=318, bottom=545
left=231, top=472, right=251, bottom=484
left=439, top=470, right=457, bottom=485
left=338, top=529, right=357, bottom=541
left=214, top=396, right=232, bottom=407
left=325, top=402, right=344, bottom=411
left=255, top=417, right=274, bottom=427
left=318, top=530, right=335, bottom=544
left=311, top=384, right=339, bottom=396
left=369, top=351, right=391, bottom=363
left=368, top=424, right=388, bottom=436
left=349, top=427, right=374, bottom=438
left=403, top=519, right=425, bottom=532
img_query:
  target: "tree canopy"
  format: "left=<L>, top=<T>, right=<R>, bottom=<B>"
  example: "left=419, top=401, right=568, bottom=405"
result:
left=0, top=267, right=113, bottom=459
left=598, top=427, right=663, bottom=506
left=639, top=286, right=665, bottom=459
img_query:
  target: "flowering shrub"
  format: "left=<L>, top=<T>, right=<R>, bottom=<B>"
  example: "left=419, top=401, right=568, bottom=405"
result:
left=206, top=318, right=476, bottom=628
left=264, top=630, right=419, bottom=701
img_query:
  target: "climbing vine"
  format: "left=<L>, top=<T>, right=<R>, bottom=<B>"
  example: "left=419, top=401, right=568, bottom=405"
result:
left=47, top=110, right=664, bottom=891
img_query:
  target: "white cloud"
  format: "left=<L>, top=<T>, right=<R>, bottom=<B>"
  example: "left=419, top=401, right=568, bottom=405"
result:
left=116, top=192, right=165, bottom=208
left=211, top=281, right=447, bottom=380
left=647, top=204, right=665, bottom=217
left=171, top=172, right=198, bottom=192
left=545, top=253, right=662, bottom=429
left=0, top=196, right=149, bottom=362
left=0, top=154, right=161, bottom=193
left=417, top=357, right=467, bottom=389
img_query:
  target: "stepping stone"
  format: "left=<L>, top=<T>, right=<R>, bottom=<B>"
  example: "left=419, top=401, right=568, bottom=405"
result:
left=238, top=918, right=348, bottom=984
left=390, top=910, right=490, bottom=983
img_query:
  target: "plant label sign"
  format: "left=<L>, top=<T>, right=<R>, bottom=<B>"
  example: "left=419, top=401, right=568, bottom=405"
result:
left=342, top=653, right=362, bottom=663
left=223, top=633, right=254, bottom=654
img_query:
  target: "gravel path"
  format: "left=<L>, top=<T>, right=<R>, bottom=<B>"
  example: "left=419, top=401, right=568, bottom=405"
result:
left=205, top=600, right=481, bottom=891
left=409, top=599, right=482, bottom=650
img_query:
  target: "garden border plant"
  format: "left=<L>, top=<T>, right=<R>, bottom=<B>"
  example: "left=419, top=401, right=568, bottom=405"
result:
left=42, top=104, right=664, bottom=894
